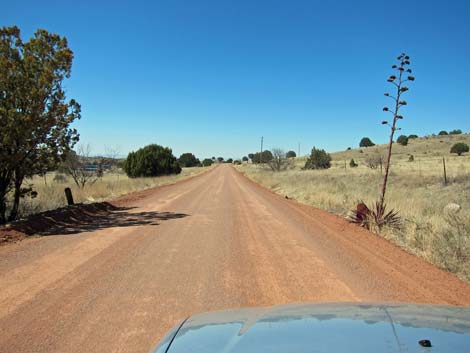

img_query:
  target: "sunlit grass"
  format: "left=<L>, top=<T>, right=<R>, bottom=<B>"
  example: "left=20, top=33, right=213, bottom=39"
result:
left=15, top=167, right=211, bottom=218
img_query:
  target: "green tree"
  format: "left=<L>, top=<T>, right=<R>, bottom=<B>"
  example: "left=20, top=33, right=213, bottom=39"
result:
left=248, top=153, right=254, bottom=160
left=286, top=150, right=297, bottom=158
left=251, top=150, right=273, bottom=163
left=438, top=130, right=448, bottom=135
left=0, top=26, right=80, bottom=223
left=242, top=156, right=249, bottom=162
left=450, top=143, right=469, bottom=156
left=408, top=134, right=418, bottom=139
left=123, top=144, right=181, bottom=178
left=217, top=157, right=224, bottom=163
left=359, top=137, right=375, bottom=147
left=226, top=158, right=233, bottom=163
left=304, top=147, right=331, bottom=169
left=449, top=129, right=462, bottom=135
left=178, top=153, right=200, bottom=167
left=396, top=135, right=409, bottom=146
left=202, top=158, right=213, bottom=167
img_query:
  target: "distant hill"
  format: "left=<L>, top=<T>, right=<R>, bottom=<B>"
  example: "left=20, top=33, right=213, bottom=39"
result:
left=331, top=133, right=470, bottom=162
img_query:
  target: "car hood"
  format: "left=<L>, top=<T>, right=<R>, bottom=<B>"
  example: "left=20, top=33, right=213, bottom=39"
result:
left=153, top=302, right=470, bottom=353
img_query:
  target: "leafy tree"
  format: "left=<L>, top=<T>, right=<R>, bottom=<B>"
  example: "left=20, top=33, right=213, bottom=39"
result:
left=242, top=156, right=249, bottom=162
left=449, top=129, right=462, bottom=135
left=202, top=158, right=213, bottom=167
left=408, top=134, right=418, bottom=139
left=217, top=157, right=224, bottom=163
left=0, top=26, right=80, bottom=223
left=396, top=135, right=409, bottom=146
left=359, top=137, right=375, bottom=147
left=248, top=153, right=254, bottom=160
left=286, top=150, right=297, bottom=158
left=304, top=147, right=331, bottom=169
left=450, top=143, right=469, bottom=156
left=123, top=144, right=181, bottom=178
left=349, top=159, right=358, bottom=168
left=251, top=150, right=273, bottom=164
left=226, top=158, right=233, bottom=163
left=233, top=160, right=241, bottom=165
left=178, top=153, right=200, bottom=167
left=438, top=130, right=448, bottom=135
left=379, top=53, right=414, bottom=214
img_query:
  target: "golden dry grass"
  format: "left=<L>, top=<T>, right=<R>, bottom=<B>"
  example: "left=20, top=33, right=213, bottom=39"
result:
left=238, top=134, right=470, bottom=280
left=15, top=167, right=212, bottom=218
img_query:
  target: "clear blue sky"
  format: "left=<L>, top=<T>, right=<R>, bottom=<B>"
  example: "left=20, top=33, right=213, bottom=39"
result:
left=3, top=0, right=469, bottom=159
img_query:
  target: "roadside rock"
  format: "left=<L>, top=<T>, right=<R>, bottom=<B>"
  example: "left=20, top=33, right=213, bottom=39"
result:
left=444, top=203, right=461, bottom=214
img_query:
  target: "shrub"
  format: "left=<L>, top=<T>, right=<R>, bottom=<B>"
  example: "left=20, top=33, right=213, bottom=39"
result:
left=286, top=150, right=297, bottom=158
left=359, top=137, right=375, bottom=147
left=53, top=173, right=68, bottom=183
left=269, top=148, right=291, bottom=172
left=408, top=154, right=414, bottom=162
left=438, top=130, right=448, bottom=135
left=433, top=214, right=470, bottom=274
left=233, top=160, right=241, bottom=165
left=408, top=134, right=418, bottom=139
left=449, top=129, right=462, bottom=135
left=349, top=159, right=358, bottom=168
left=242, top=156, right=249, bottom=162
left=364, top=155, right=383, bottom=169
left=450, top=142, right=469, bottom=156
left=396, top=135, right=409, bottom=146
left=304, top=147, right=331, bottom=169
left=202, top=158, right=213, bottom=167
left=123, top=144, right=181, bottom=178
left=178, top=153, right=200, bottom=167
left=226, top=158, right=233, bottom=163
left=347, top=147, right=352, bottom=150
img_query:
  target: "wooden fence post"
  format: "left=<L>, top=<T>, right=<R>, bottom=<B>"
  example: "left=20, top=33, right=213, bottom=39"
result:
left=442, top=157, right=447, bottom=186
left=64, top=187, right=74, bottom=205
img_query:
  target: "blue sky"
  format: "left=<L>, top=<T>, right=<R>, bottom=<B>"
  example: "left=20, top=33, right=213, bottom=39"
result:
left=2, top=0, right=469, bottom=159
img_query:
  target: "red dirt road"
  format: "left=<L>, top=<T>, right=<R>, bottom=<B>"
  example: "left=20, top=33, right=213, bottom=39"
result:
left=1, top=165, right=469, bottom=353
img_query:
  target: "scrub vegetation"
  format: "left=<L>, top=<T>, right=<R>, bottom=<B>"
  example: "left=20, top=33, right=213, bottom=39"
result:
left=12, top=166, right=210, bottom=220
left=237, top=133, right=470, bottom=281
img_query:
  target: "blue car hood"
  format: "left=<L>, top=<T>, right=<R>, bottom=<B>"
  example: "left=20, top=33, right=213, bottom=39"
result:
left=153, top=302, right=470, bottom=353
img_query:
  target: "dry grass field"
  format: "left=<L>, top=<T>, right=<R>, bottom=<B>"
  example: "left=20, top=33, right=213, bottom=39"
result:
left=13, top=166, right=212, bottom=220
left=237, top=133, right=470, bottom=281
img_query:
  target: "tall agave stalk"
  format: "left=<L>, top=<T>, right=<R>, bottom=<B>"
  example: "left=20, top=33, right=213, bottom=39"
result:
left=380, top=53, right=415, bottom=209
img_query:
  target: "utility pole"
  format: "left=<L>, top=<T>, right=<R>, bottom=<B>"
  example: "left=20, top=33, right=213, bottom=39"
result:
left=260, top=136, right=263, bottom=164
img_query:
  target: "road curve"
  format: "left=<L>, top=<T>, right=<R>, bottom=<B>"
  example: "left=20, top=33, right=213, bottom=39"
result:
left=1, top=165, right=469, bottom=353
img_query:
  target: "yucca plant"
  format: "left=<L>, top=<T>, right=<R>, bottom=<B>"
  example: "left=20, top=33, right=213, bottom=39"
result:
left=350, top=201, right=401, bottom=230
left=349, top=202, right=401, bottom=230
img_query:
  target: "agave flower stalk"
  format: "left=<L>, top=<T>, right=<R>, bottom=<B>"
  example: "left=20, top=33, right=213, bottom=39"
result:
left=380, top=53, right=414, bottom=209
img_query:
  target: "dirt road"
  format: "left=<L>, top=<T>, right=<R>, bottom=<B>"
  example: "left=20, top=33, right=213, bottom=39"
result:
left=1, top=165, right=469, bottom=353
